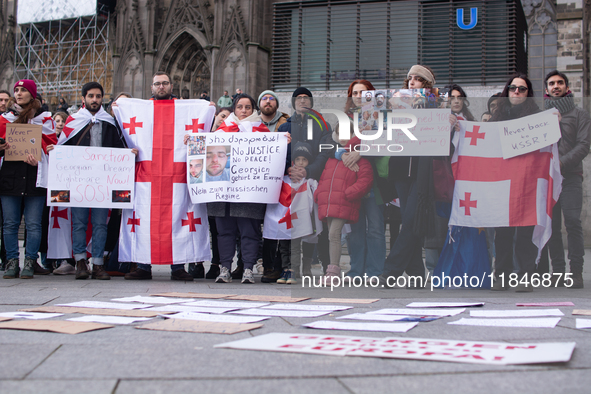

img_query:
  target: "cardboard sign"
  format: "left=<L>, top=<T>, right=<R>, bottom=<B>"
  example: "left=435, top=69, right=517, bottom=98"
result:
left=187, top=132, right=288, bottom=203
left=20, top=306, right=173, bottom=317
left=215, top=333, right=576, bottom=365
left=48, top=145, right=135, bottom=209
left=498, top=109, right=561, bottom=159
left=137, top=319, right=263, bottom=335
left=151, top=292, right=235, bottom=299
left=360, top=109, right=451, bottom=156
left=226, top=295, right=310, bottom=303
left=0, top=320, right=113, bottom=334
left=4, top=123, right=42, bottom=161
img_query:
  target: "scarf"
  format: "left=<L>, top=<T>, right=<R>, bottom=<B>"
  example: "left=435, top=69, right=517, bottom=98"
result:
left=544, top=92, right=576, bottom=114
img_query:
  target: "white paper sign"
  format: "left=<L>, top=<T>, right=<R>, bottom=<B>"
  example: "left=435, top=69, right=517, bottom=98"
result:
left=48, top=146, right=135, bottom=209
left=0, top=312, right=63, bottom=320
left=261, top=304, right=353, bottom=312
left=148, top=305, right=239, bottom=314
left=56, top=301, right=152, bottom=310
left=163, top=312, right=268, bottom=324
left=111, top=296, right=195, bottom=304
left=361, top=109, right=451, bottom=156
left=215, top=333, right=576, bottom=365
left=303, top=320, right=418, bottom=333
left=406, top=302, right=484, bottom=308
left=230, top=309, right=330, bottom=318
left=67, top=315, right=153, bottom=325
left=470, top=309, right=564, bottom=318
left=448, top=318, right=561, bottom=328
left=368, top=308, right=465, bottom=317
left=182, top=300, right=270, bottom=309
left=498, top=109, right=561, bottom=159
left=337, top=313, right=414, bottom=322
left=187, top=132, right=288, bottom=203
left=575, top=319, right=591, bottom=329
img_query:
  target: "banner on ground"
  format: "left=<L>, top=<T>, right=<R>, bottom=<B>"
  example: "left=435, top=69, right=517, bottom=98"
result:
left=187, top=132, right=288, bottom=204
left=498, top=109, right=561, bottom=159
left=47, top=145, right=135, bottom=209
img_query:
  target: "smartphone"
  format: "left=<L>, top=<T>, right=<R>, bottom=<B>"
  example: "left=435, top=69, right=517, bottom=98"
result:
left=0, top=138, right=5, bottom=144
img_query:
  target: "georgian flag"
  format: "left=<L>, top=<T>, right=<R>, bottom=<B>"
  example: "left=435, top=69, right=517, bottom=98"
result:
left=217, top=112, right=270, bottom=133
left=58, top=107, right=116, bottom=144
left=263, top=176, right=321, bottom=240
left=47, top=207, right=72, bottom=259
left=449, top=120, right=562, bottom=255
left=113, top=98, right=215, bottom=264
left=0, top=110, right=57, bottom=188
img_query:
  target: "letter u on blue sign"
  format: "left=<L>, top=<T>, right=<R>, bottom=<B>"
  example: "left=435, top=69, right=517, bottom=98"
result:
left=457, top=8, right=477, bottom=30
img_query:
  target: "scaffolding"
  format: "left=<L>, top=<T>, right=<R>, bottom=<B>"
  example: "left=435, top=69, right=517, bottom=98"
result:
left=14, top=8, right=110, bottom=104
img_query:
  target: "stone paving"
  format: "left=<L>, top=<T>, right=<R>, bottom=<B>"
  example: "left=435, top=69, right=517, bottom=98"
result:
left=0, top=253, right=589, bottom=394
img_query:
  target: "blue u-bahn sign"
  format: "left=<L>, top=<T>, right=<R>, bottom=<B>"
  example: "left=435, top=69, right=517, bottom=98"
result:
left=457, top=8, right=478, bottom=30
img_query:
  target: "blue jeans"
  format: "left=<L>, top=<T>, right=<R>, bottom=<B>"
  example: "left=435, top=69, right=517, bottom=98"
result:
left=347, top=191, right=386, bottom=277
left=71, top=207, right=109, bottom=265
left=383, top=179, right=425, bottom=278
left=0, top=195, right=45, bottom=260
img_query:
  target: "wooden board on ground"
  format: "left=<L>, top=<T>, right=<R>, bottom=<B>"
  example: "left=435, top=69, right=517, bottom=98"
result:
left=0, top=320, right=113, bottom=334
left=226, top=295, right=309, bottom=303
left=20, top=306, right=174, bottom=317
left=150, top=292, right=235, bottom=299
left=311, top=298, right=379, bottom=304
left=0, top=317, right=12, bottom=322
left=573, top=310, right=591, bottom=316
left=136, top=318, right=263, bottom=335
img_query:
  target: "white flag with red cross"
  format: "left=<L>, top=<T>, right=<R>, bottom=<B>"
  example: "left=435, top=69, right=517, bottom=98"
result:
left=216, top=112, right=270, bottom=133
left=113, top=98, right=215, bottom=264
left=47, top=207, right=72, bottom=259
left=449, top=120, right=562, bottom=255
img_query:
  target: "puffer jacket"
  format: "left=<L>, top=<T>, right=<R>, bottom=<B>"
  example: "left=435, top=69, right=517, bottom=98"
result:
left=313, top=137, right=374, bottom=223
left=557, top=106, right=591, bottom=175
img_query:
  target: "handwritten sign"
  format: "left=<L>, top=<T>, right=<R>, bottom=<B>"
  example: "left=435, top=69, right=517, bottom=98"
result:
left=498, top=109, right=561, bottom=159
left=5, top=124, right=42, bottom=161
left=360, top=109, right=451, bottom=156
left=47, top=146, right=135, bottom=208
left=187, top=132, right=288, bottom=204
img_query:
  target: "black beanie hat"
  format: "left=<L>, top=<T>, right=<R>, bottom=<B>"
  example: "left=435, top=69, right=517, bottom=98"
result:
left=292, top=87, right=314, bottom=109
left=293, top=141, right=314, bottom=164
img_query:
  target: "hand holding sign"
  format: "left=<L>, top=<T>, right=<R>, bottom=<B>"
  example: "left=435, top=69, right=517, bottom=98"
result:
left=498, top=109, right=562, bottom=159
left=5, top=124, right=42, bottom=162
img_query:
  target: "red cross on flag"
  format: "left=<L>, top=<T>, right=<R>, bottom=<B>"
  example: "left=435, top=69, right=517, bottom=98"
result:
left=113, top=98, right=215, bottom=264
left=449, top=120, right=562, bottom=256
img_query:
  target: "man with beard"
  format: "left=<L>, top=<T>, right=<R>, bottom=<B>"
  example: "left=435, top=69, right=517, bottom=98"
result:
left=257, top=90, right=288, bottom=132
left=0, top=90, right=10, bottom=113
left=544, top=70, right=591, bottom=289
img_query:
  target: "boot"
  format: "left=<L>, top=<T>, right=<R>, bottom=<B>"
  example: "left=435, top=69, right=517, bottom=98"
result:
left=3, top=258, right=20, bottom=279
left=21, top=258, right=35, bottom=279
left=570, top=272, right=584, bottom=289
left=91, top=264, right=111, bottom=280
left=75, top=258, right=90, bottom=280
left=302, top=257, right=313, bottom=277
left=205, top=264, right=220, bottom=279
left=33, top=261, right=50, bottom=275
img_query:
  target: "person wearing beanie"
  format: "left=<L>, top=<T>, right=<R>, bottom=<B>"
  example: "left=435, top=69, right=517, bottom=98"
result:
left=256, top=90, right=288, bottom=132
left=0, top=79, right=57, bottom=279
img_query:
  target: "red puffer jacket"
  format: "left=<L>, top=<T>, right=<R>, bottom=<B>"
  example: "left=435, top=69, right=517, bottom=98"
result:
left=314, top=137, right=374, bottom=223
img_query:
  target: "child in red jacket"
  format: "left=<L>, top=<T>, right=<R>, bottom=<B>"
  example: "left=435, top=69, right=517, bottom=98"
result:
left=314, top=133, right=374, bottom=280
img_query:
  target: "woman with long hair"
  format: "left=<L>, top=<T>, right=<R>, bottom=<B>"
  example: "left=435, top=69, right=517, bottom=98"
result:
left=53, top=111, right=68, bottom=137
left=446, top=84, right=475, bottom=121
left=0, top=80, right=57, bottom=279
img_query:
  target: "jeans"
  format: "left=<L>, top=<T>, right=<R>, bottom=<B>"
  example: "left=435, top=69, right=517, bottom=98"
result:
left=383, top=179, right=425, bottom=278
left=548, top=173, right=585, bottom=274
left=0, top=195, right=45, bottom=260
left=346, top=191, right=386, bottom=277
left=71, top=207, right=109, bottom=265
left=215, top=216, right=262, bottom=271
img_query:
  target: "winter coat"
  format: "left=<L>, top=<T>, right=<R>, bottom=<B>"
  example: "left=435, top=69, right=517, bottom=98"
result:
left=63, top=121, right=126, bottom=149
left=314, top=137, right=374, bottom=223
left=557, top=106, right=591, bottom=175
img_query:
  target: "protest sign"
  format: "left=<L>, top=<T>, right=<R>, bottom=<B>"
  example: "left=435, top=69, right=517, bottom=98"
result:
left=187, top=132, right=288, bottom=204
left=4, top=123, right=42, bottom=161
left=48, top=145, right=135, bottom=209
left=498, top=109, right=561, bottom=159
left=359, top=108, right=451, bottom=156
left=215, top=332, right=576, bottom=365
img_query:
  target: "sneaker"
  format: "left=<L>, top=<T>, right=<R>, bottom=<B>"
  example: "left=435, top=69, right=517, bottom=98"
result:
left=3, top=258, right=20, bottom=279
left=276, top=270, right=289, bottom=284
left=215, top=266, right=232, bottom=283
left=286, top=270, right=297, bottom=285
left=261, top=269, right=282, bottom=283
left=322, top=264, right=341, bottom=286
left=241, top=268, right=255, bottom=284
left=124, top=268, right=152, bottom=280
left=231, top=265, right=244, bottom=279
left=171, top=268, right=194, bottom=281
left=192, top=263, right=205, bottom=279
left=75, top=259, right=90, bottom=280
left=33, top=261, right=50, bottom=275
left=570, top=272, right=584, bottom=289
left=21, top=258, right=35, bottom=279
left=205, top=264, right=220, bottom=279
left=91, top=264, right=111, bottom=280
left=53, top=260, right=76, bottom=275
left=254, top=261, right=264, bottom=275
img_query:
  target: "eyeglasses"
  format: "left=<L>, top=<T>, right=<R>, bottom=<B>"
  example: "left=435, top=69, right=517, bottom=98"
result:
left=261, top=96, right=276, bottom=101
left=152, top=81, right=171, bottom=87
left=508, top=85, right=528, bottom=93
left=295, top=96, right=310, bottom=101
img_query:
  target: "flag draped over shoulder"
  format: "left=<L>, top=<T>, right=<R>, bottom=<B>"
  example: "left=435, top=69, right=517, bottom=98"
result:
left=449, top=120, right=562, bottom=255
left=217, top=112, right=270, bottom=133
left=58, top=107, right=116, bottom=144
left=113, top=98, right=215, bottom=264
left=0, top=110, right=57, bottom=188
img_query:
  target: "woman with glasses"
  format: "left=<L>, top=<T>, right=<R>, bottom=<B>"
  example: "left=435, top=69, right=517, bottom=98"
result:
left=489, top=74, right=540, bottom=292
